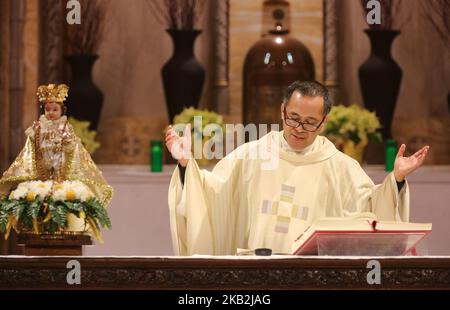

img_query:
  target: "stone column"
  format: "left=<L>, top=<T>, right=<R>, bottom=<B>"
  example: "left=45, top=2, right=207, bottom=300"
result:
left=38, top=0, right=65, bottom=84
left=0, top=0, right=39, bottom=254
left=0, top=0, right=26, bottom=255
left=323, top=0, right=340, bottom=104
left=209, top=0, right=230, bottom=114
left=9, top=0, right=26, bottom=159
left=0, top=0, right=11, bottom=174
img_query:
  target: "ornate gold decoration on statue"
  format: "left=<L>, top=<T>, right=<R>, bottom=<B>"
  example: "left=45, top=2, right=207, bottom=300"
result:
left=0, top=83, right=113, bottom=244
left=36, top=84, right=69, bottom=103
left=34, top=119, right=68, bottom=182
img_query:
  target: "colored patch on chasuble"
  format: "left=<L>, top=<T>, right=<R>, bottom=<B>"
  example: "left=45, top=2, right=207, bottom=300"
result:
left=261, top=184, right=309, bottom=234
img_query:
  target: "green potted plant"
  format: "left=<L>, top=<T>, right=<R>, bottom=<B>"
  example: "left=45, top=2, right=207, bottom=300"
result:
left=68, top=117, right=101, bottom=154
left=323, top=104, right=383, bottom=164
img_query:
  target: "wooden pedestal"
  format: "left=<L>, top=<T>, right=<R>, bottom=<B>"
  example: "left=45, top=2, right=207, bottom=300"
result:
left=17, top=233, right=92, bottom=256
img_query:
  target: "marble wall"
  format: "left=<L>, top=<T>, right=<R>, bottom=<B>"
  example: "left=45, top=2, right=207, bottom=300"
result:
left=227, top=0, right=323, bottom=123
left=93, top=0, right=212, bottom=164
left=2, top=0, right=448, bottom=167
left=338, top=0, right=450, bottom=164
left=93, top=0, right=324, bottom=164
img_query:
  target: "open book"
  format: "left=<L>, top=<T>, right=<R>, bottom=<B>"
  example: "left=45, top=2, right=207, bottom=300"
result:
left=292, top=213, right=432, bottom=256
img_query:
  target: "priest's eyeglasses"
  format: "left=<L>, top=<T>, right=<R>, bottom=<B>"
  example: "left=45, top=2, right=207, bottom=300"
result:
left=283, top=106, right=325, bottom=132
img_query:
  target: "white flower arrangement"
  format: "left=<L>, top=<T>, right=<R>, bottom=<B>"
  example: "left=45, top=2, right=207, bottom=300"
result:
left=52, top=181, right=94, bottom=202
left=8, top=180, right=94, bottom=202
left=1, top=180, right=110, bottom=242
left=9, top=181, right=53, bottom=201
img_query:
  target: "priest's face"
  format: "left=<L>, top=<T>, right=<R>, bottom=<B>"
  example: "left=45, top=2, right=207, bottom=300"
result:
left=44, top=102, right=63, bottom=121
left=281, top=91, right=326, bottom=150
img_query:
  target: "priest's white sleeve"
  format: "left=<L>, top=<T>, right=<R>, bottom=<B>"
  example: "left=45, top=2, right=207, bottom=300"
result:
left=168, top=153, right=243, bottom=255
left=168, top=165, right=188, bottom=255
left=341, top=158, right=410, bottom=222
left=370, top=172, right=410, bottom=222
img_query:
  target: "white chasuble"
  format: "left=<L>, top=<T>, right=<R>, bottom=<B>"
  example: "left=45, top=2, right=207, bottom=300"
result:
left=168, top=131, right=409, bottom=255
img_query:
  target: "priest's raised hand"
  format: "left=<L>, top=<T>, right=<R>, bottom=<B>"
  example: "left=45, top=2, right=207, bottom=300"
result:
left=393, top=144, right=430, bottom=182
left=165, top=123, right=192, bottom=167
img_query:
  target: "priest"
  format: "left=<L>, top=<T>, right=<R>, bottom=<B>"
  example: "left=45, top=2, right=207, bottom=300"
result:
left=166, top=81, right=429, bottom=255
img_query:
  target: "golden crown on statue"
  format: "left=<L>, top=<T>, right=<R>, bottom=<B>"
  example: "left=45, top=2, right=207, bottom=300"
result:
left=36, top=83, right=69, bottom=103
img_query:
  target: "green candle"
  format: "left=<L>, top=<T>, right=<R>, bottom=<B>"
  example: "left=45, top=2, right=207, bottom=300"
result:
left=151, top=140, right=163, bottom=172
left=385, top=139, right=397, bottom=172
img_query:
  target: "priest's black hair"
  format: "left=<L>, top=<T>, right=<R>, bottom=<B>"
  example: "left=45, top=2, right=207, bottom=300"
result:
left=282, top=80, right=332, bottom=116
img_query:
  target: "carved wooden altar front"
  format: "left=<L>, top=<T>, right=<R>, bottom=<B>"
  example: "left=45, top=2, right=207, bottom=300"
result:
left=0, top=256, right=449, bottom=289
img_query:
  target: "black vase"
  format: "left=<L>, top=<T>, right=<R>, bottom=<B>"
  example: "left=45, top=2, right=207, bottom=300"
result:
left=162, top=29, right=205, bottom=123
left=447, top=91, right=450, bottom=114
left=359, top=29, right=402, bottom=140
left=65, top=54, right=103, bottom=130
